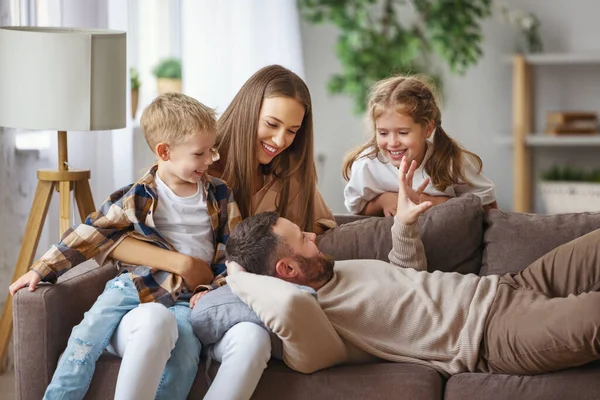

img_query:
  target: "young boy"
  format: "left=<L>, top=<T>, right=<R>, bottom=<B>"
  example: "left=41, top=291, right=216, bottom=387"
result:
left=10, top=93, right=241, bottom=400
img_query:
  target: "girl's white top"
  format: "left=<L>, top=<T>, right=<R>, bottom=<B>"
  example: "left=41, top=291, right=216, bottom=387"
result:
left=343, top=141, right=496, bottom=213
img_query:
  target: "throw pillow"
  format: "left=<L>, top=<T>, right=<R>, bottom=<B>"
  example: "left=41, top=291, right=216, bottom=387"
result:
left=481, top=210, right=600, bottom=276
left=318, top=194, right=484, bottom=275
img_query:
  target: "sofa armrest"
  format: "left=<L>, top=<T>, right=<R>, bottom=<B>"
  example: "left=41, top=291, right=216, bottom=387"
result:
left=13, top=260, right=117, bottom=400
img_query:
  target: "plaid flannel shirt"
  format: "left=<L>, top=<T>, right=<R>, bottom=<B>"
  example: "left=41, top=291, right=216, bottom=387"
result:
left=31, top=165, right=242, bottom=307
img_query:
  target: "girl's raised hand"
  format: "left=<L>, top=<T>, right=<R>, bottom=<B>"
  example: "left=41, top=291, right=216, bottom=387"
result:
left=395, top=156, right=433, bottom=225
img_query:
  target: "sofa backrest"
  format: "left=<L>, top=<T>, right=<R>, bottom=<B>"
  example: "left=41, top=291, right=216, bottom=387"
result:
left=480, top=209, right=600, bottom=276
left=323, top=194, right=484, bottom=275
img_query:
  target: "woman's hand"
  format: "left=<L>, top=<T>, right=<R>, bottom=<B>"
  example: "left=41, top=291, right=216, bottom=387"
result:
left=189, top=290, right=209, bottom=309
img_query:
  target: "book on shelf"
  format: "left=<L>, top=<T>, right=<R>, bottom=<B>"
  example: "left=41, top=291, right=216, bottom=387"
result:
left=545, top=111, right=599, bottom=135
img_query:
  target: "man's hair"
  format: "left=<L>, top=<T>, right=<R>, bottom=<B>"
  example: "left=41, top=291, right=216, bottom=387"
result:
left=140, top=92, right=217, bottom=153
left=226, top=212, right=290, bottom=276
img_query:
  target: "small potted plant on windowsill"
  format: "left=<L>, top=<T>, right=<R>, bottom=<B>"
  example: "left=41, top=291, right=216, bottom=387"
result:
left=130, top=67, right=141, bottom=119
left=153, top=58, right=182, bottom=94
left=540, top=166, right=600, bottom=214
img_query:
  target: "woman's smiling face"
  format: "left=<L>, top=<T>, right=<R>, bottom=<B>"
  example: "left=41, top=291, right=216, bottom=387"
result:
left=255, top=96, right=305, bottom=165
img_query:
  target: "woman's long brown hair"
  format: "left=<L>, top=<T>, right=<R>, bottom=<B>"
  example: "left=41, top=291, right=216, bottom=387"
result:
left=214, top=65, right=317, bottom=232
left=342, top=75, right=482, bottom=191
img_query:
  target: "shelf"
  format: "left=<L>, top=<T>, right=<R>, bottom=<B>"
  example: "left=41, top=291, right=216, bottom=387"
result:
left=505, top=53, right=600, bottom=65
left=526, top=134, right=600, bottom=146
left=496, top=134, right=600, bottom=147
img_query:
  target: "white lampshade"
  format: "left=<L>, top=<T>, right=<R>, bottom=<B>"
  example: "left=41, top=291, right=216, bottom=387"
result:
left=0, top=27, right=126, bottom=131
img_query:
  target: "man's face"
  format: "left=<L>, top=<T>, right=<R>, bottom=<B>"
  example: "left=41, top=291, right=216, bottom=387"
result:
left=272, top=217, right=335, bottom=288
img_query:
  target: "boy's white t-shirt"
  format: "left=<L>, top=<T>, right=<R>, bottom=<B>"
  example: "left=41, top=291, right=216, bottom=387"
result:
left=154, top=172, right=215, bottom=263
left=343, top=141, right=496, bottom=214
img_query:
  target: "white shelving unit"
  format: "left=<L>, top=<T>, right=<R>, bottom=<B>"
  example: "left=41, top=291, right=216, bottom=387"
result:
left=510, top=54, right=600, bottom=212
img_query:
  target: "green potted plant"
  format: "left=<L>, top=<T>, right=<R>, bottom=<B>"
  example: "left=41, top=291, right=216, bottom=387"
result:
left=130, top=67, right=141, bottom=119
left=299, top=0, right=493, bottom=113
left=152, top=57, right=182, bottom=94
left=540, top=166, right=600, bottom=214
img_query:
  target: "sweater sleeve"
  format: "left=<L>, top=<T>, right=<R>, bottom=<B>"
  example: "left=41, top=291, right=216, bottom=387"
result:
left=387, top=219, right=427, bottom=272
left=227, top=272, right=349, bottom=373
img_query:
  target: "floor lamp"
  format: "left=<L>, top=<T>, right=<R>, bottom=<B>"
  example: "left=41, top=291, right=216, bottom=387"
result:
left=0, top=27, right=126, bottom=372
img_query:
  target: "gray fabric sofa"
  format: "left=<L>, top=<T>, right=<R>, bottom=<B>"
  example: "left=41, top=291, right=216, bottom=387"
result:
left=12, top=194, right=600, bottom=399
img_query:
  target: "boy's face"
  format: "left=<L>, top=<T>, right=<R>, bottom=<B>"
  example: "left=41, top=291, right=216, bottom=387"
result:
left=163, top=131, right=218, bottom=185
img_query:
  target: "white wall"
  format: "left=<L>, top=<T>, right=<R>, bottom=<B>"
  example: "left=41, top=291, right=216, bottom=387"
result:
left=302, top=0, right=600, bottom=213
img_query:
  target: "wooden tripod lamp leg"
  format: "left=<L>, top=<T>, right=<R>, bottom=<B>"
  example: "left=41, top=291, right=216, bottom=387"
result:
left=74, top=179, right=96, bottom=222
left=0, top=130, right=96, bottom=373
left=0, top=180, right=54, bottom=373
left=58, top=131, right=71, bottom=235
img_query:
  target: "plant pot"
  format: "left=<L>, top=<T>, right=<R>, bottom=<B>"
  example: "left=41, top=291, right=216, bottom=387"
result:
left=157, top=78, right=182, bottom=95
left=131, top=88, right=139, bottom=119
left=539, top=181, right=600, bottom=214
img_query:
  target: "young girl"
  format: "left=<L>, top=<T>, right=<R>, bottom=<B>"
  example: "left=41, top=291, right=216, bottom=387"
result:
left=343, top=75, right=497, bottom=216
left=211, top=64, right=336, bottom=234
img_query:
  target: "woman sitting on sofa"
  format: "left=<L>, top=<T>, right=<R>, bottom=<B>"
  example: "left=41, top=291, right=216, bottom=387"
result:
left=209, top=64, right=336, bottom=234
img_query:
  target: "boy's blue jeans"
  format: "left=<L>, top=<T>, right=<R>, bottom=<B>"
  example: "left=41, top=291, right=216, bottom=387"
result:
left=43, top=274, right=201, bottom=400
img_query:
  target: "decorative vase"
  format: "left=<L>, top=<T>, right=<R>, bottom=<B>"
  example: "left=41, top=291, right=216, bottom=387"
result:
left=157, top=78, right=182, bottom=95
left=131, top=88, right=139, bottom=119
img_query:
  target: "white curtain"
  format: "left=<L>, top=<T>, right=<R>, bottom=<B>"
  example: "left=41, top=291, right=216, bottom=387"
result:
left=181, top=0, right=305, bottom=113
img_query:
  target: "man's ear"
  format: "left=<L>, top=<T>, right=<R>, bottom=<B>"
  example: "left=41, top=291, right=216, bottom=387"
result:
left=274, top=257, right=298, bottom=279
left=156, top=143, right=170, bottom=161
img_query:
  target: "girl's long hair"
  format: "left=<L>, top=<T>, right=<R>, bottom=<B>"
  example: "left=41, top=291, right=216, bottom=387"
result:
left=342, top=75, right=482, bottom=192
left=214, top=65, right=317, bottom=231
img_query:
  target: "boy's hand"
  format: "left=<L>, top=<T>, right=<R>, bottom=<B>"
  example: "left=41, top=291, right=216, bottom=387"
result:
left=374, top=192, right=399, bottom=217
left=395, top=156, right=433, bottom=225
left=9, top=270, right=42, bottom=296
left=181, top=257, right=214, bottom=291
left=189, top=290, right=209, bottom=309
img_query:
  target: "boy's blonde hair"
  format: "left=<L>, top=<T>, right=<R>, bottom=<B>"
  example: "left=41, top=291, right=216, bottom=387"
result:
left=342, top=75, right=482, bottom=192
left=140, top=92, right=217, bottom=153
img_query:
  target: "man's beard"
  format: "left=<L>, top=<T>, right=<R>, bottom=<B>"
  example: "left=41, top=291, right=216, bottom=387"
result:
left=293, top=253, right=335, bottom=286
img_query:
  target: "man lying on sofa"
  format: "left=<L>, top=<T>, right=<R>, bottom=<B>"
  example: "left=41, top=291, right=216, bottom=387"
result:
left=224, top=156, right=600, bottom=377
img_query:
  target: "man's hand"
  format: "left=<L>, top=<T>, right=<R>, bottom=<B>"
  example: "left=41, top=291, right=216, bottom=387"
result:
left=9, top=270, right=41, bottom=296
left=189, top=290, right=209, bottom=309
left=374, top=192, right=399, bottom=216
left=395, top=157, right=433, bottom=225
left=226, top=260, right=246, bottom=276
left=181, top=257, right=214, bottom=292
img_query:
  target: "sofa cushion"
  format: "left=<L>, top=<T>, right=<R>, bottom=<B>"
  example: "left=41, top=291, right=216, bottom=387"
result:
left=194, top=359, right=444, bottom=400
left=318, top=194, right=484, bottom=275
left=445, top=362, right=600, bottom=400
left=481, top=210, right=600, bottom=276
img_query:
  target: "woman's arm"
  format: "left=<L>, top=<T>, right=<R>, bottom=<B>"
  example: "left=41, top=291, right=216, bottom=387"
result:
left=109, top=237, right=214, bottom=288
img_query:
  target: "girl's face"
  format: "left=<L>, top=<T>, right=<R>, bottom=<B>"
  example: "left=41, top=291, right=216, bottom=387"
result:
left=256, top=96, right=305, bottom=165
left=375, top=109, right=434, bottom=168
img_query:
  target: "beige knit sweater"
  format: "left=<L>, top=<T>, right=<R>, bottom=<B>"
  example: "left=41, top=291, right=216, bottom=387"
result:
left=227, top=220, right=499, bottom=376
